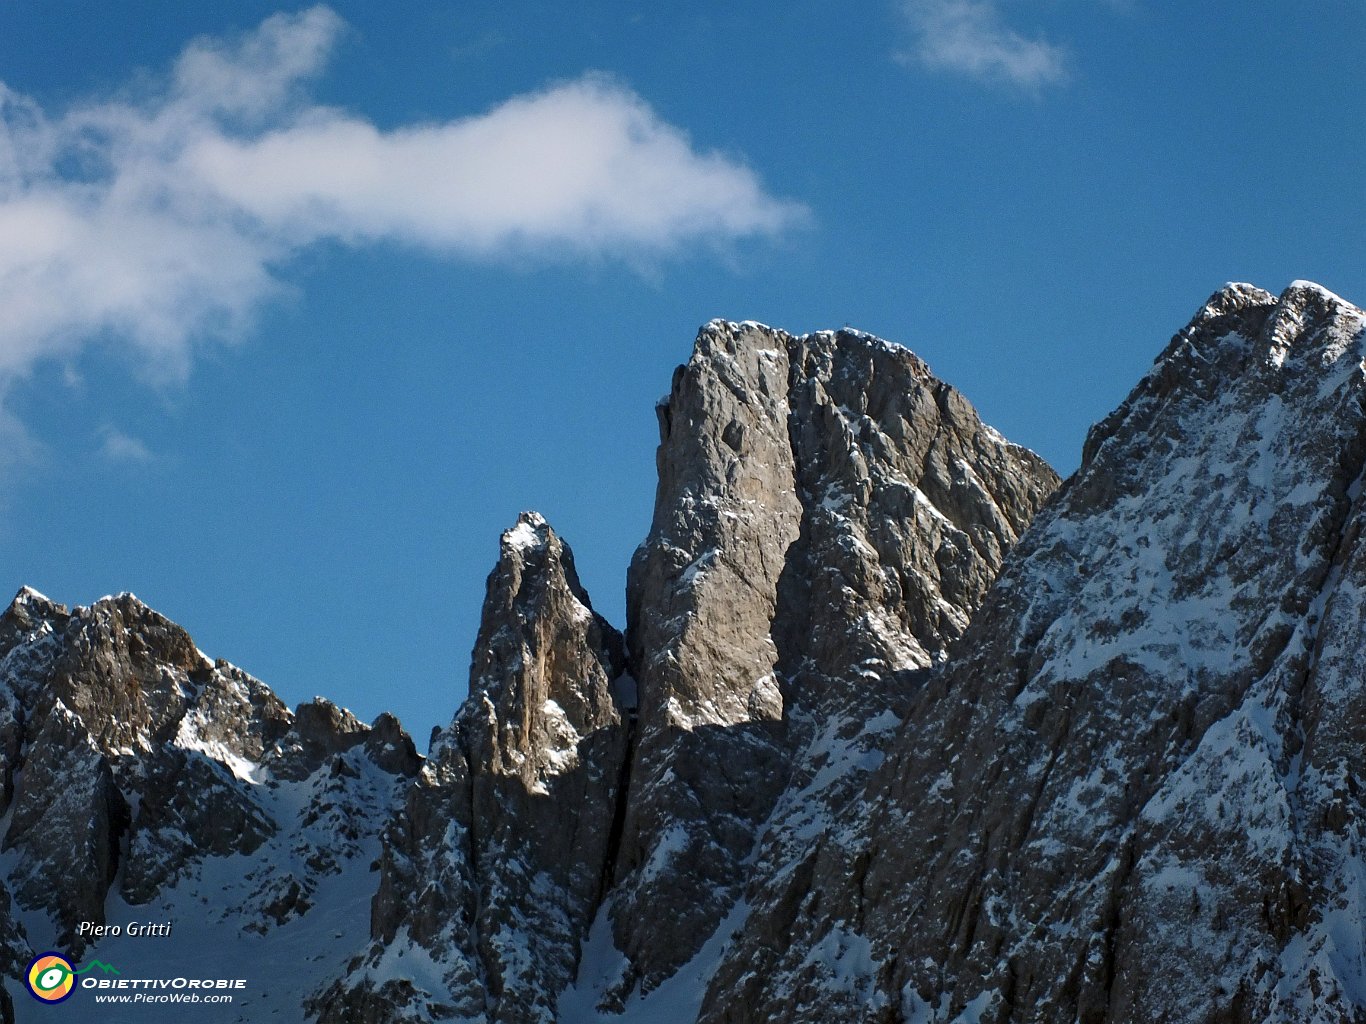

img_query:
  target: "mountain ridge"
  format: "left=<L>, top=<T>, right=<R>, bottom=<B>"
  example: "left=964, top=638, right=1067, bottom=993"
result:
left=698, top=279, right=1366, bottom=1022
left=1, top=281, right=1362, bottom=1023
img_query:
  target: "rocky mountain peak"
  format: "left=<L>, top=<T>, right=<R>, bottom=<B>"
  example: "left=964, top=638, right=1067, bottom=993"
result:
left=0, top=580, right=421, bottom=1008
left=700, top=281, right=1366, bottom=1023
left=456, top=508, right=625, bottom=788
left=607, top=317, right=1060, bottom=998
left=26, top=282, right=1364, bottom=1022
left=4, top=584, right=63, bottom=619
left=322, top=511, right=630, bottom=1024
left=502, top=508, right=553, bottom=552
left=322, top=307, right=1063, bottom=1020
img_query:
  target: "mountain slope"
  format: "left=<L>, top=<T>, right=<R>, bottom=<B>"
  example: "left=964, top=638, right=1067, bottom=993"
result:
left=700, top=282, right=1366, bottom=1023
left=0, top=589, right=419, bottom=1022
left=605, top=320, right=1059, bottom=1003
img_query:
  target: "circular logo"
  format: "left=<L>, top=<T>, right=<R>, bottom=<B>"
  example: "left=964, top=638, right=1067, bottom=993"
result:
left=26, top=952, right=76, bottom=1003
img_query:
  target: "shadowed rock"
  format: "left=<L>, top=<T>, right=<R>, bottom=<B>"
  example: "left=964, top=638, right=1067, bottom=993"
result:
left=0, top=586, right=419, bottom=986
left=609, top=320, right=1059, bottom=999
left=316, top=512, right=629, bottom=1024
left=701, top=283, right=1366, bottom=1024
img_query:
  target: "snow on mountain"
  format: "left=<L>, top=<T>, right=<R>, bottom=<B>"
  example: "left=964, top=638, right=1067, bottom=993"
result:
left=0, top=591, right=418, bottom=1023
left=606, top=319, right=1058, bottom=1005
left=699, top=282, right=1366, bottom=1023
left=3, top=283, right=1360, bottom=1024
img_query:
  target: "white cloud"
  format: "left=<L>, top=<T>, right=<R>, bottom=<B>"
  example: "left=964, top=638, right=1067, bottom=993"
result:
left=0, top=6, right=803, bottom=393
left=899, top=0, right=1068, bottom=90
left=184, top=77, right=800, bottom=258
left=97, top=426, right=154, bottom=465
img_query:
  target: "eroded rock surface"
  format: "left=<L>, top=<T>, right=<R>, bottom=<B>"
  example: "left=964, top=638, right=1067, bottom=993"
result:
left=0, top=588, right=419, bottom=1016
left=701, top=283, right=1366, bottom=1024
left=607, top=320, right=1059, bottom=998
left=313, top=513, right=629, bottom=1024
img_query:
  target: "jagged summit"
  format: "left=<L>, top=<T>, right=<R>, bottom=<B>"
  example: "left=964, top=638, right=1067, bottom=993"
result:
left=0, top=586, right=66, bottom=647
left=8, top=284, right=1362, bottom=1023
left=691, top=317, right=947, bottom=388
left=705, top=281, right=1366, bottom=1023
left=0, top=582, right=420, bottom=1021
left=495, top=509, right=604, bottom=621
left=9, top=585, right=56, bottom=608
left=317, top=511, right=630, bottom=1024
left=503, top=509, right=552, bottom=551
left=1285, top=278, right=1354, bottom=303
left=701, top=316, right=907, bottom=350
left=1153, top=280, right=1360, bottom=369
left=610, top=316, right=1060, bottom=997
left=1082, top=279, right=1366, bottom=471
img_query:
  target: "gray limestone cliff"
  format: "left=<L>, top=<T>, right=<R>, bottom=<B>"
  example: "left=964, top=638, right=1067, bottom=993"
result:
left=312, top=512, right=629, bottom=1024
left=309, top=318, right=1059, bottom=1023
left=698, top=282, right=1366, bottom=1024
left=605, top=320, right=1060, bottom=1000
left=0, top=588, right=419, bottom=1020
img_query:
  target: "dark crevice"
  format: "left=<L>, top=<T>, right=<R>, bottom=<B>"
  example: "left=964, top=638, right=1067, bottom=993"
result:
left=450, top=728, right=494, bottom=1015
left=1095, top=836, right=1137, bottom=1024
left=1011, top=699, right=1072, bottom=854
left=596, top=699, right=637, bottom=907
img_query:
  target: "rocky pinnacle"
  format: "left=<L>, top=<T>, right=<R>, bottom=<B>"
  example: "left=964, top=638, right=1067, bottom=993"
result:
left=699, top=283, right=1366, bottom=1023
left=608, top=320, right=1059, bottom=999
left=315, top=512, right=629, bottom=1024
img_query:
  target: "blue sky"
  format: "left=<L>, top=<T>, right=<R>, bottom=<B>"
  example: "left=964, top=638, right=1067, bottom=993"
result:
left=0, top=1, right=1362, bottom=743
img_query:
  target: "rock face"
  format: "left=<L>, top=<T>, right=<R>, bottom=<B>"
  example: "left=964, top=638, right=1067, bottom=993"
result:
left=15, top=285, right=1362, bottom=1024
left=307, top=319, right=1058, bottom=1022
left=0, top=587, right=419, bottom=1019
left=0, top=316, right=1050, bottom=1023
left=607, top=321, right=1059, bottom=998
left=699, top=282, right=1366, bottom=1023
left=312, top=512, right=630, bottom=1024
